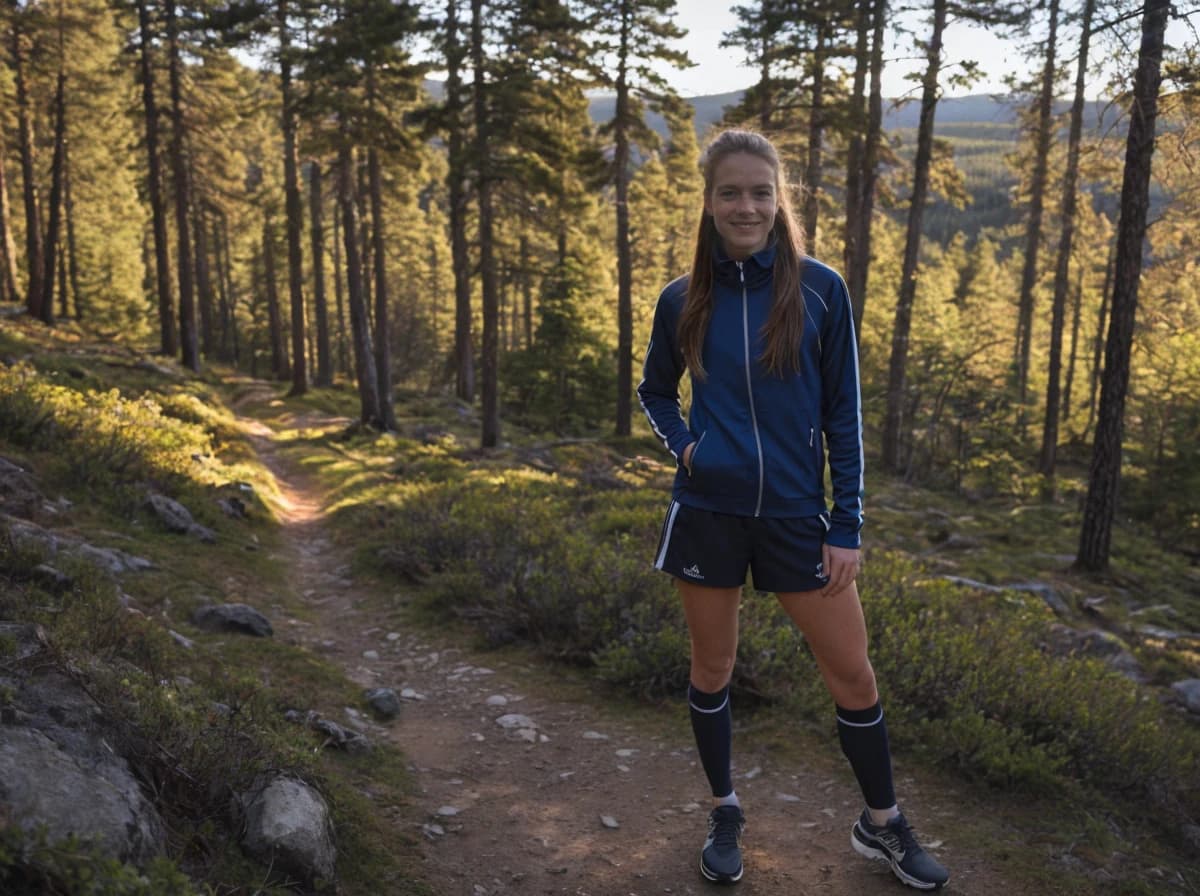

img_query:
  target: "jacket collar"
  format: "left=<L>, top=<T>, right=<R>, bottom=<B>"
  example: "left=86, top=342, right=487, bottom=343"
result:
left=713, top=239, right=776, bottom=289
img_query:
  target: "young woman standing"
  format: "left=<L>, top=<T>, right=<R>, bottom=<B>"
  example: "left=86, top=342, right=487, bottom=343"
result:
left=637, top=129, right=949, bottom=891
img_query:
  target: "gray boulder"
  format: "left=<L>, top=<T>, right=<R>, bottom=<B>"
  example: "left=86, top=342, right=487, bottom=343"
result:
left=0, top=726, right=166, bottom=864
left=363, top=687, right=402, bottom=719
left=192, top=603, right=274, bottom=637
left=239, top=776, right=337, bottom=888
left=0, top=456, right=43, bottom=517
left=1171, top=679, right=1200, bottom=715
left=146, top=493, right=216, bottom=543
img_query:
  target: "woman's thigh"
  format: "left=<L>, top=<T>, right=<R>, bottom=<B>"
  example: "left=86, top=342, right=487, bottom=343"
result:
left=677, top=578, right=742, bottom=691
left=775, top=583, right=877, bottom=708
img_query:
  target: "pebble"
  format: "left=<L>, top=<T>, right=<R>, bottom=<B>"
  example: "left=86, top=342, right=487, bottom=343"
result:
left=485, top=695, right=508, bottom=706
left=386, top=632, right=401, bottom=641
left=437, top=806, right=460, bottom=817
left=615, top=748, right=637, bottom=757
left=515, top=729, right=538, bottom=743
left=776, top=792, right=801, bottom=802
left=362, top=650, right=380, bottom=661
left=742, top=766, right=762, bottom=779
left=680, top=802, right=703, bottom=814
left=495, top=713, right=537, bottom=730
left=470, top=733, right=485, bottom=742
left=600, top=815, right=620, bottom=829
left=423, top=824, right=445, bottom=838
left=401, top=688, right=426, bottom=700
left=582, top=730, right=609, bottom=740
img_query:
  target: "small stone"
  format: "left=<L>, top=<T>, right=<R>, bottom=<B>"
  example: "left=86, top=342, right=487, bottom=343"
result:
left=470, top=733, right=485, bottom=742
left=515, top=729, right=538, bottom=743
left=615, top=748, right=637, bottom=758
left=538, top=734, right=550, bottom=743
left=362, top=649, right=380, bottom=661
left=821, top=807, right=836, bottom=816
left=436, top=806, right=460, bottom=817
left=472, top=667, right=495, bottom=675
left=581, top=731, right=609, bottom=740
left=742, top=766, right=762, bottom=779
left=400, top=688, right=425, bottom=701
left=422, top=824, right=445, bottom=838
left=600, top=815, right=620, bottom=829
left=617, top=764, right=630, bottom=773
left=495, top=713, right=536, bottom=730
left=776, top=793, right=801, bottom=802
left=386, top=632, right=401, bottom=641
left=364, top=687, right=402, bottom=719
left=168, top=629, right=195, bottom=650
left=485, top=695, right=509, bottom=706
left=680, top=802, right=703, bottom=814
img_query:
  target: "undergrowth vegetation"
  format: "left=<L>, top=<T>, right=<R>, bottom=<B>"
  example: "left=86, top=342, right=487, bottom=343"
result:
left=329, top=422, right=1199, bottom=832
left=0, top=350, right=425, bottom=894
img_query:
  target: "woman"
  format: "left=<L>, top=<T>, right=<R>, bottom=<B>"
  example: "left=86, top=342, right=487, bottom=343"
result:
left=637, top=129, right=949, bottom=891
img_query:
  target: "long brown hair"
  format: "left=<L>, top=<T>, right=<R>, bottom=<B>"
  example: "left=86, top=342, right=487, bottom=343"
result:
left=677, top=130, right=806, bottom=379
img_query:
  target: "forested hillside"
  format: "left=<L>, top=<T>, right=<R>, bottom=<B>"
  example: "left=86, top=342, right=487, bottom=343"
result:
left=1, top=0, right=1199, bottom=891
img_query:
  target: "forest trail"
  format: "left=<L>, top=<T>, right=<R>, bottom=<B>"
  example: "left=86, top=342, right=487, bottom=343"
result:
left=235, top=391, right=1041, bottom=896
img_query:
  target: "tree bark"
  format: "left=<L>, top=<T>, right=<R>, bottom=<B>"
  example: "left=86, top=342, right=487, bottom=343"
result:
left=309, top=160, right=333, bottom=387
left=472, top=0, right=499, bottom=447
left=1076, top=0, right=1169, bottom=572
left=63, top=136, right=81, bottom=319
left=613, top=1, right=633, bottom=437
left=213, top=207, right=234, bottom=362
left=849, top=0, right=885, bottom=333
left=337, top=142, right=383, bottom=426
left=263, top=218, right=288, bottom=380
left=11, top=13, right=44, bottom=320
left=881, top=0, right=945, bottom=472
left=1015, top=0, right=1060, bottom=425
left=1039, top=0, right=1091, bottom=476
left=136, top=0, right=177, bottom=356
left=801, top=19, right=829, bottom=252
left=166, top=0, right=199, bottom=370
left=279, top=0, right=307, bottom=396
left=446, top=0, right=475, bottom=402
left=192, top=188, right=216, bottom=356
left=1062, top=263, right=1084, bottom=422
left=843, top=0, right=870, bottom=290
left=0, top=129, right=21, bottom=305
left=332, top=201, right=349, bottom=376
left=39, top=66, right=67, bottom=325
left=1084, top=243, right=1113, bottom=440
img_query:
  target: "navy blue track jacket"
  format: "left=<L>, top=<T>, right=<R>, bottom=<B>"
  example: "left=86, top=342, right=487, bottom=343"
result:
left=637, top=243, right=865, bottom=549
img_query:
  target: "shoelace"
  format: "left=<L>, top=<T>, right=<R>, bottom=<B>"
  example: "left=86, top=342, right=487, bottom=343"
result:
left=877, top=818, right=920, bottom=855
left=709, top=811, right=743, bottom=850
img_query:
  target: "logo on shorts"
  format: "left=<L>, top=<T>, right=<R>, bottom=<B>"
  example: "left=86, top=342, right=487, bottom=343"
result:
left=682, top=563, right=704, bottom=579
left=815, top=560, right=828, bottom=581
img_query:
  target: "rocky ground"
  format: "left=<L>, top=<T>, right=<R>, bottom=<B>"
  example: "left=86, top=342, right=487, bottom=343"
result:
left=241, top=402, right=1053, bottom=896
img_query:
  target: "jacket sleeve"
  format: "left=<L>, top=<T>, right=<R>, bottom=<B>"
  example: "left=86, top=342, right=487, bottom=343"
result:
left=820, top=274, right=865, bottom=549
left=637, top=290, right=693, bottom=466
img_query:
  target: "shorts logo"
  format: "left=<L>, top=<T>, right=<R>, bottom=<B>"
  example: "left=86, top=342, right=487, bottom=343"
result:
left=815, top=561, right=828, bottom=581
left=682, top=563, right=704, bottom=579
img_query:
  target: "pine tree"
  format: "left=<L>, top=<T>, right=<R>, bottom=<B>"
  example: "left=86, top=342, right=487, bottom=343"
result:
left=585, top=0, right=689, bottom=437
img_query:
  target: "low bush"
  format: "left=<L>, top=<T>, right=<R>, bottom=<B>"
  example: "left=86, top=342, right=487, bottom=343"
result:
left=348, top=434, right=1200, bottom=823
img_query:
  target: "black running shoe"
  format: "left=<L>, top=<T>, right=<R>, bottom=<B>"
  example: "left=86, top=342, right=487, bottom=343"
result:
left=700, top=804, right=745, bottom=884
left=851, top=810, right=949, bottom=890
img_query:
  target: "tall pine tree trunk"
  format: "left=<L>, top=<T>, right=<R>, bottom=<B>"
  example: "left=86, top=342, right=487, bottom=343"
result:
left=332, top=203, right=349, bottom=376
left=166, top=0, right=199, bottom=371
left=801, top=20, right=828, bottom=251
left=849, top=0, right=885, bottom=333
left=63, top=137, right=81, bottom=318
left=1039, top=0, right=1092, bottom=476
left=192, top=195, right=215, bottom=356
left=613, top=5, right=633, bottom=437
left=214, top=208, right=233, bottom=362
left=309, top=160, right=333, bottom=387
left=1084, top=244, right=1113, bottom=440
left=0, top=130, right=20, bottom=305
left=11, top=13, right=44, bottom=320
left=1062, top=264, right=1084, bottom=421
left=472, top=0, right=499, bottom=447
left=1076, top=0, right=1169, bottom=571
left=137, top=0, right=177, bottom=356
left=843, top=0, right=870, bottom=290
left=1014, top=0, right=1060, bottom=425
left=39, top=66, right=67, bottom=326
left=337, top=142, right=382, bottom=426
left=446, top=0, right=474, bottom=402
left=279, top=0, right=307, bottom=396
left=881, top=0, right=945, bottom=472
left=263, top=219, right=288, bottom=380
left=367, top=143, right=395, bottom=429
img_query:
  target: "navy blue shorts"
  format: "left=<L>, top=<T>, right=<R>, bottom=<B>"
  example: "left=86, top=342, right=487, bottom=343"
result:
left=653, top=500, right=831, bottom=593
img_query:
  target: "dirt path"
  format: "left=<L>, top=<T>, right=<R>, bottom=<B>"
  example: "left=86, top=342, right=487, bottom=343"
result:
left=240, top=403, right=1038, bottom=896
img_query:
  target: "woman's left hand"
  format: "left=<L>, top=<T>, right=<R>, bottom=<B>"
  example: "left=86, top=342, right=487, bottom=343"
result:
left=820, top=544, right=861, bottom=597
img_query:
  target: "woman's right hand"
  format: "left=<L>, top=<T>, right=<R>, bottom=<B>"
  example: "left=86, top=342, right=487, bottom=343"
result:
left=682, top=441, right=698, bottom=475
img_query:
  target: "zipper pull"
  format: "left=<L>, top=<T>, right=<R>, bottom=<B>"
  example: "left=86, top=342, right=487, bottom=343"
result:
left=737, top=261, right=745, bottom=284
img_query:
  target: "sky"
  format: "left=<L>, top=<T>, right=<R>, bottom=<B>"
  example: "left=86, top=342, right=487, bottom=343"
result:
left=663, top=0, right=1199, bottom=100
left=665, top=1, right=1022, bottom=99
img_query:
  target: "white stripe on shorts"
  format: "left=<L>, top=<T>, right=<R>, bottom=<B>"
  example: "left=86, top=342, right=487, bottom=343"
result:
left=654, top=500, right=681, bottom=570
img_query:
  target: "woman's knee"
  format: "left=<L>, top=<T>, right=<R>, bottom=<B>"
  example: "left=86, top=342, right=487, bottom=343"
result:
left=690, top=652, right=736, bottom=692
left=827, top=660, right=878, bottom=708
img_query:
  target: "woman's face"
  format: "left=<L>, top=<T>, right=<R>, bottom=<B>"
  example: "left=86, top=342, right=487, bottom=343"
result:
left=704, top=151, right=778, bottom=261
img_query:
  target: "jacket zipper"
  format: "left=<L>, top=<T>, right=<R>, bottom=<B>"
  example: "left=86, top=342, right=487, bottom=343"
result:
left=738, top=261, right=765, bottom=516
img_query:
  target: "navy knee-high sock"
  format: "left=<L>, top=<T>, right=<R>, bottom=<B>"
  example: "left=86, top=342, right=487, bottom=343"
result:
left=836, top=701, right=896, bottom=810
left=689, top=683, right=733, bottom=799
